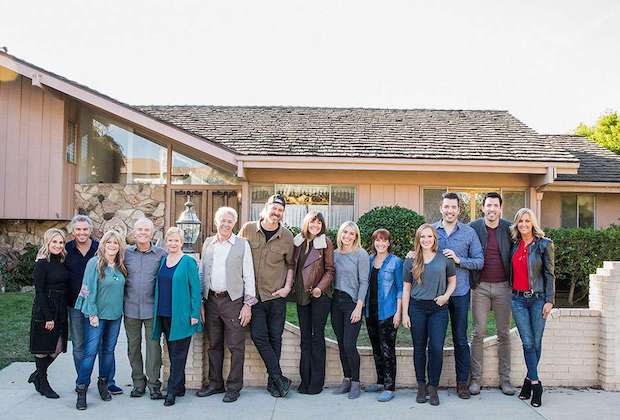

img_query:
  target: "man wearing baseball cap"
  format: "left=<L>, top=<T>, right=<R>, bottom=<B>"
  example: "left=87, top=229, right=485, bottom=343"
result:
left=239, top=194, right=295, bottom=397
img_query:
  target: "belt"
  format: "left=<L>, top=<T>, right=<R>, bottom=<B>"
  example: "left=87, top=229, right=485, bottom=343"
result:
left=209, top=290, right=229, bottom=298
left=512, top=290, right=544, bottom=298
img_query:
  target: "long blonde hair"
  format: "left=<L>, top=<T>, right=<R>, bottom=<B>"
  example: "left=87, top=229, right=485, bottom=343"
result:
left=510, top=208, right=545, bottom=242
left=36, top=228, right=66, bottom=262
left=412, top=224, right=439, bottom=284
left=96, top=230, right=128, bottom=280
left=336, top=221, right=362, bottom=250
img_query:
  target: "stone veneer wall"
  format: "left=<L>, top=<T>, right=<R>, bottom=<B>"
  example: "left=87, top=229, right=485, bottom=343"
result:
left=167, top=261, right=620, bottom=390
left=74, top=184, right=166, bottom=243
left=0, top=184, right=167, bottom=249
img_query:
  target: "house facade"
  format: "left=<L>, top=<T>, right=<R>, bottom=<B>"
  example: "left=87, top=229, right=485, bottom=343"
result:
left=1, top=51, right=619, bottom=252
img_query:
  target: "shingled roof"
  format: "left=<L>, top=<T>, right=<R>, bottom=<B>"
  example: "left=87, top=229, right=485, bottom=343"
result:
left=135, top=106, right=578, bottom=163
left=546, top=135, right=620, bottom=183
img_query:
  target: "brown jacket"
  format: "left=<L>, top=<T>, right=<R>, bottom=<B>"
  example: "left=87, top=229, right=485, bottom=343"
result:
left=293, top=234, right=335, bottom=301
left=238, top=220, right=295, bottom=302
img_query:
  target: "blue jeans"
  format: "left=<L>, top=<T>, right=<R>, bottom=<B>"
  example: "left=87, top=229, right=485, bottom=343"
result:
left=448, top=292, right=470, bottom=384
left=68, top=306, right=85, bottom=375
left=76, top=317, right=122, bottom=386
left=512, top=295, right=546, bottom=381
left=409, top=300, right=449, bottom=387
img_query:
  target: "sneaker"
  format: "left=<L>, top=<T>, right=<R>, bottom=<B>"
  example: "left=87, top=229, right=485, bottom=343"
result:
left=500, top=380, right=516, bottom=396
left=365, top=383, right=382, bottom=393
left=468, top=381, right=481, bottom=395
left=108, top=384, right=123, bottom=395
left=377, top=390, right=394, bottom=402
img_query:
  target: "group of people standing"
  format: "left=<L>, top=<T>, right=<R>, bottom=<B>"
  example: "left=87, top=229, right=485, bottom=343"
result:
left=27, top=191, right=555, bottom=410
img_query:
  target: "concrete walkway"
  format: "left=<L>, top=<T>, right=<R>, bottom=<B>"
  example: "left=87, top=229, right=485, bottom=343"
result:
left=1, top=330, right=618, bottom=420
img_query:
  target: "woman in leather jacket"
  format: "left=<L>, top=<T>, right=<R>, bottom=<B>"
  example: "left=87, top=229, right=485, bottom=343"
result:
left=292, top=211, right=335, bottom=395
left=510, top=208, right=555, bottom=408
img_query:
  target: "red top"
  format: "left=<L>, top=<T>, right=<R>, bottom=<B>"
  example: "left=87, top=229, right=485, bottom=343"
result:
left=480, top=226, right=506, bottom=283
left=511, top=240, right=530, bottom=291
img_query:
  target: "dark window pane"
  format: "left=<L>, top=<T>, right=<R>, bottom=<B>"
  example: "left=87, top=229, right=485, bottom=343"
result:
left=454, top=192, right=472, bottom=224
left=561, top=194, right=578, bottom=228
left=423, top=189, right=446, bottom=223
left=502, top=191, right=527, bottom=223
left=577, top=195, right=595, bottom=228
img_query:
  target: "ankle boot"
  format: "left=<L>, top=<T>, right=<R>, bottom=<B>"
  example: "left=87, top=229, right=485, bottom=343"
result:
left=97, top=377, right=112, bottom=401
left=348, top=381, right=361, bottom=399
left=531, top=382, right=543, bottom=407
left=333, top=378, right=351, bottom=394
left=518, top=378, right=532, bottom=400
left=428, top=385, right=440, bottom=406
left=416, top=383, right=427, bottom=403
left=76, top=384, right=88, bottom=410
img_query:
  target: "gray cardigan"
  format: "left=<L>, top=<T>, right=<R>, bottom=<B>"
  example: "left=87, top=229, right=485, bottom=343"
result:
left=333, top=247, right=370, bottom=303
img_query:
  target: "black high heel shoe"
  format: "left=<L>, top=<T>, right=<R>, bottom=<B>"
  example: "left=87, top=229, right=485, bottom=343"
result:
left=531, top=382, right=543, bottom=407
left=518, top=378, right=532, bottom=400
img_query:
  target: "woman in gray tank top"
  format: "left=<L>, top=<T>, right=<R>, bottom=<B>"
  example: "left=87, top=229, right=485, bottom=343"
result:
left=402, top=223, right=456, bottom=406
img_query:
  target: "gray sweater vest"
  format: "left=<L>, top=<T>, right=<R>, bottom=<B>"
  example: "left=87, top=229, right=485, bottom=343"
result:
left=201, top=236, right=247, bottom=301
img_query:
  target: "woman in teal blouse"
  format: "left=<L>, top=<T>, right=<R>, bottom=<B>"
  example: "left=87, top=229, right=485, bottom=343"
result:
left=152, top=227, right=202, bottom=407
left=74, top=230, right=127, bottom=410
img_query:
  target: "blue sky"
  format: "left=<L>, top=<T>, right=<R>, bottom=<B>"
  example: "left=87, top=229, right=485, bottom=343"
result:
left=1, top=0, right=618, bottom=134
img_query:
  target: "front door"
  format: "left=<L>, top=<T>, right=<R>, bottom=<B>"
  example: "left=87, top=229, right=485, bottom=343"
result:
left=169, top=187, right=241, bottom=252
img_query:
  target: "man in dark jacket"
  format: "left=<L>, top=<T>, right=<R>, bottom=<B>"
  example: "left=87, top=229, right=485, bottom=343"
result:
left=468, top=192, right=516, bottom=396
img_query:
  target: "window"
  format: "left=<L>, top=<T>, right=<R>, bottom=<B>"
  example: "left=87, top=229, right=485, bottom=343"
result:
left=66, top=121, right=77, bottom=164
left=78, top=109, right=167, bottom=184
left=171, top=151, right=239, bottom=185
left=423, top=188, right=527, bottom=223
left=250, top=184, right=355, bottom=229
left=561, top=194, right=595, bottom=228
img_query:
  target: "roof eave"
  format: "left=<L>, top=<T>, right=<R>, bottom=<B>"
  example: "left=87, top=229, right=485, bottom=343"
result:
left=0, top=53, right=239, bottom=169
left=238, top=155, right=579, bottom=175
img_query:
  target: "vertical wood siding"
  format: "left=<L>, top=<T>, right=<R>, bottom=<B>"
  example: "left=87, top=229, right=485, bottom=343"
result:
left=356, top=184, right=421, bottom=218
left=0, top=75, right=70, bottom=220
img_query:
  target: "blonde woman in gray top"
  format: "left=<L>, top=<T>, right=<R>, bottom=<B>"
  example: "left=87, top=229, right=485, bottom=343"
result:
left=331, top=221, right=370, bottom=399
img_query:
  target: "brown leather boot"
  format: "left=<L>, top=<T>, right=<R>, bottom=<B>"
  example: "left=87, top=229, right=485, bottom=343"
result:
left=456, top=383, right=471, bottom=399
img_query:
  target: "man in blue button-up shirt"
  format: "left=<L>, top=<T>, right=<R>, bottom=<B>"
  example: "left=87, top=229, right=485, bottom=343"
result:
left=432, top=192, right=483, bottom=399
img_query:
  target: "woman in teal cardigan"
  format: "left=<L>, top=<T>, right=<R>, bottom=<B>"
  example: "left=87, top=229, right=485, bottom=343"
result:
left=152, top=227, right=202, bottom=407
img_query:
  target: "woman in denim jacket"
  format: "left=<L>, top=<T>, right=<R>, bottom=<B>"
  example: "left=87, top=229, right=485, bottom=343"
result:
left=364, top=229, right=403, bottom=402
left=510, top=208, right=555, bottom=408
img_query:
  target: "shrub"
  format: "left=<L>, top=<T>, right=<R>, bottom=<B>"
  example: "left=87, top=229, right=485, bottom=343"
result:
left=356, top=206, right=426, bottom=258
left=546, top=226, right=620, bottom=305
left=0, top=243, right=38, bottom=292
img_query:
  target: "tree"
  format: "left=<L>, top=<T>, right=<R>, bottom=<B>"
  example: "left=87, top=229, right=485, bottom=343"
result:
left=575, top=111, right=620, bottom=155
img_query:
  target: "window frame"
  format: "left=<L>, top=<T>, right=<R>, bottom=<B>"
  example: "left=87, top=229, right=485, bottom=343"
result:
left=560, top=193, right=596, bottom=228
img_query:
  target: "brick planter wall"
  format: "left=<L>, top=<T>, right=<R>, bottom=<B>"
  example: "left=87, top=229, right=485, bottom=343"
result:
left=167, top=261, right=619, bottom=390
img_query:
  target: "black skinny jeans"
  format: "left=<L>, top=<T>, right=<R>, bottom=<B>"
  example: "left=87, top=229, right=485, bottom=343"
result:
left=160, top=316, right=191, bottom=395
left=331, top=290, right=362, bottom=382
left=250, top=297, right=287, bottom=377
left=365, top=314, right=397, bottom=391
left=297, top=294, right=331, bottom=393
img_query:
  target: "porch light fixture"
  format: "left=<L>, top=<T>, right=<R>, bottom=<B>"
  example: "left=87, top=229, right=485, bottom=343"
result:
left=176, top=194, right=201, bottom=253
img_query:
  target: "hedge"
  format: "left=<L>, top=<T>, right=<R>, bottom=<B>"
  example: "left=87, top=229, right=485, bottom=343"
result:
left=357, top=206, right=426, bottom=257
left=546, top=226, right=620, bottom=305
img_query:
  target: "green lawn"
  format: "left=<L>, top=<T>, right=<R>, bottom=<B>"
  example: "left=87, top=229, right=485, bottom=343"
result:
left=0, top=292, right=34, bottom=369
left=286, top=303, right=513, bottom=347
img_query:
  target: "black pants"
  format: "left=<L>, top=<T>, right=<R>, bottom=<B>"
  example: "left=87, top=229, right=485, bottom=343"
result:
left=160, top=316, right=191, bottom=395
left=366, top=315, right=397, bottom=391
left=250, top=297, right=287, bottom=376
left=297, top=294, right=331, bottom=393
left=331, top=290, right=362, bottom=382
